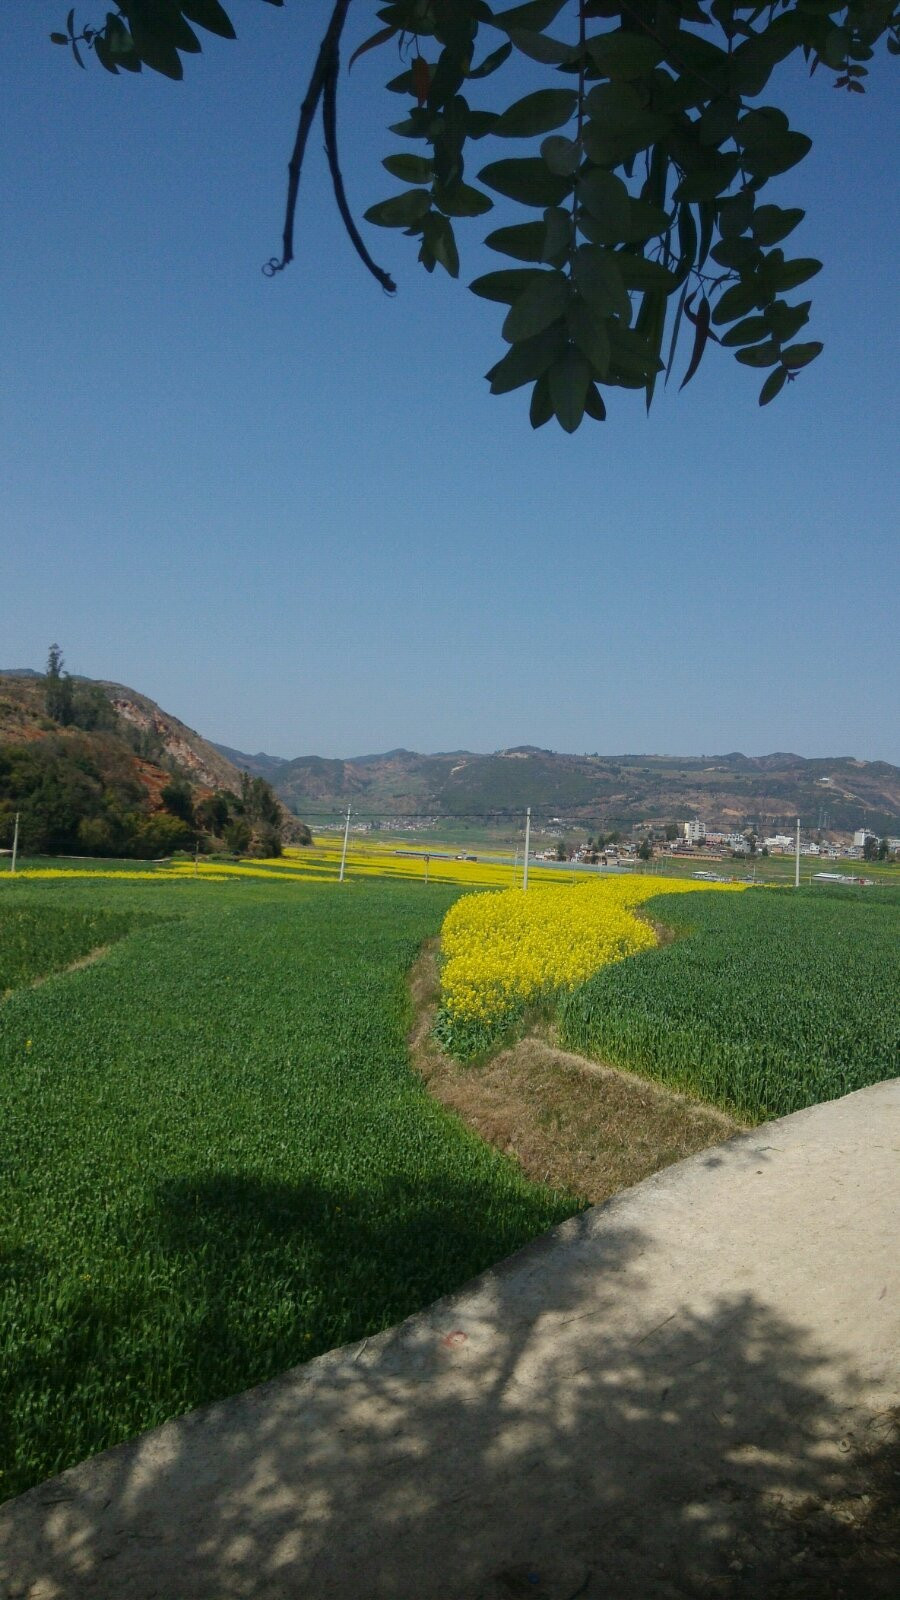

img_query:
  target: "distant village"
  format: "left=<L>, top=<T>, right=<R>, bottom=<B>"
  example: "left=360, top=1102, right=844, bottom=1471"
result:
left=541, top=820, right=900, bottom=867
left=331, top=812, right=900, bottom=869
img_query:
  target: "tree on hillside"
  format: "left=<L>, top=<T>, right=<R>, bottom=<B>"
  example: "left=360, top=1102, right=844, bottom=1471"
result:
left=238, top=770, right=284, bottom=856
left=51, top=2, right=898, bottom=431
left=161, top=778, right=196, bottom=825
left=44, top=642, right=74, bottom=726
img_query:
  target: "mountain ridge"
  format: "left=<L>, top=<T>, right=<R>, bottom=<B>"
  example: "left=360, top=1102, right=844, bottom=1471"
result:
left=212, top=742, right=900, bottom=835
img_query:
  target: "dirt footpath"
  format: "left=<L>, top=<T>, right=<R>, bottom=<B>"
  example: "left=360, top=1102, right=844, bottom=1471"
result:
left=2, top=1080, right=897, bottom=1600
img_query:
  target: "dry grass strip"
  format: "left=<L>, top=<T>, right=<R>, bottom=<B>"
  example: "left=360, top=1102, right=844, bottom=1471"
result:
left=409, top=939, right=742, bottom=1205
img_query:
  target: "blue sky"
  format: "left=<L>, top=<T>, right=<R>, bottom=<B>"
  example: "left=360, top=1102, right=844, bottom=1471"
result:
left=2, top=5, right=898, bottom=761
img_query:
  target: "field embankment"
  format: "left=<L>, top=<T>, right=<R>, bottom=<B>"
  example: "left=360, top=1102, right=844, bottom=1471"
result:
left=410, top=940, right=740, bottom=1205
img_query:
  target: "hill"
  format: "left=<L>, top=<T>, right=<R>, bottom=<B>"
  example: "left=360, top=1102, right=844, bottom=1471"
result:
left=0, top=672, right=309, bottom=856
left=214, top=742, right=900, bottom=836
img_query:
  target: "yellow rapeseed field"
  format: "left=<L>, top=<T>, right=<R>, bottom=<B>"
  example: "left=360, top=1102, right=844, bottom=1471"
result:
left=439, top=875, right=743, bottom=1026
left=4, top=838, right=568, bottom=890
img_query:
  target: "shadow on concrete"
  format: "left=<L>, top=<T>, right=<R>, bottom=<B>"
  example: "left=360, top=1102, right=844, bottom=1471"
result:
left=1, top=1167, right=896, bottom=1599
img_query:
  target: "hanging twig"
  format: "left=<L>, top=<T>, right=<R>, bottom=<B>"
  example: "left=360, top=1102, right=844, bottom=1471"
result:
left=322, top=55, right=396, bottom=293
left=263, top=0, right=354, bottom=278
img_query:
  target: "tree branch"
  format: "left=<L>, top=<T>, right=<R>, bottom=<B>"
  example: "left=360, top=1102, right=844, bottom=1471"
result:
left=322, top=55, right=396, bottom=293
left=263, top=0, right=354, bottom=277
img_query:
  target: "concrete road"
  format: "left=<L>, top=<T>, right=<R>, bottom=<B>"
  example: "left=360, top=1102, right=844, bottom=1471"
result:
left=2, top=1080, right=897, bottom=1600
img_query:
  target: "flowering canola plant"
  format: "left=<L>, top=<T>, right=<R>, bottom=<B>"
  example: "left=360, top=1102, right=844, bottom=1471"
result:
left=438, top=875, right=743, bottom=1055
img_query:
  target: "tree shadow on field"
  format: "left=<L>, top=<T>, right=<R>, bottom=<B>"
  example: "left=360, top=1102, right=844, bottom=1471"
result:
left=1, top=1169, right=897, bottom=1600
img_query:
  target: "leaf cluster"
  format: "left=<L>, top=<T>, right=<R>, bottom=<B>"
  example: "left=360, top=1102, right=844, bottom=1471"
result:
left=54, top=0, right=899, bottom=431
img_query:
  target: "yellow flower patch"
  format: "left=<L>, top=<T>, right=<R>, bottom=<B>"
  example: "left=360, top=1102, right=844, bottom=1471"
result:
left=440, top=875, right=742, bottom=1024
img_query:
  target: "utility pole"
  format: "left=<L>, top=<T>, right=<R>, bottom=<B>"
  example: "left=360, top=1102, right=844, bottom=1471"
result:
left=522, top=806, right=531, bottom=892
left=795, top=816, right=800, bottom=889
left=339, top=803, right=352, bottom=883
left=10, top=812, right=19, bottom=874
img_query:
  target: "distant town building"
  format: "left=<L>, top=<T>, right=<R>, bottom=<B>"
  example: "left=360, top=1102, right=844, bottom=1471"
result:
left=683, top=818, right=705, bottom=845
left=853, top=828, right=877, bottom=848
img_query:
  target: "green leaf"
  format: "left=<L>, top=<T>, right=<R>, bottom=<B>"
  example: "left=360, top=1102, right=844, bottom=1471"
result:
left=93, top=30, right=118, bottom=72
left=737, top=106, right=790, bottom=148
left=781, top=340, right=823, bottom=370
left=549, top=347, right=592, bottom=433
left=614, top=256, right=677, bottom=293
left=566, top=296, right=611, bottom=378
left=620, top=200, right=670, bottom=244
left=764, top=256, right=822, bottom=292
left=719, top=314, right=770, bottom=348
left=573, top=245, right=630, bottom=321
left=584, top=81, right=642, bottom=123
left=363, top=189, right=432, bottom=228
left=541, top=136, right=581, bottom=176
left=741, top=128, right=812, bottom=180
left=671, top=202, right=697, bottom=289
left=583, top=114, right=668, bottom=167
left=587, top=32, right=663, bottom=80
left=470, top=268, right=546, bottom=304
left=674, top=153, right=741, bottom=203
left=735, top=341, right=781, bottom=367
left=697, top=97, right=741, bottom=148
left=433, top=181, right=493, bottom=217
left=710, top=237, right=761, bottom=271
left=467, top=41, right=512, bottom=79
left=764, top=299, right=811, bottom=341
left=542, top=206, right=573, bottom=263
left=576, top=169, right=631, bottom=243
left=465, top=111, right=501, bottom=139
left=382, top=154, right=434, bottom=184
left=478, top=158, right=571, bottom=208
left=607, top=322, right=664, bottom=379
left=492, top=0, right=569, bottom=31
left=505, top=27, right=575, bottom=65
left=729, top=30, right=796, bottom=98
left=129, top=17, right=183, bottom=79
left=751, top=205, right=805, bottom=246
left=421, top=212, right=459, bottom=278
left=502, top=271, right=569, bottom=342
left=105, top=14, right=141, bottom=70
left=718, top=190, right=754, bottom=239
left=493, top=89, right=577, bottom=138
left=758, top=367, right=788, bottom=406
left=711, top=282, right=760, bottom=325
left=181, top=1, right=236, bottom=39
left=485, top=221, right=548, bottom=262
left=529, top=372, right=554, bottom=430
left=486, top=323, right=568, bottom=393
left=585, top=81, right=670, bottom=151
left=584, top=383, right=607, bottom=422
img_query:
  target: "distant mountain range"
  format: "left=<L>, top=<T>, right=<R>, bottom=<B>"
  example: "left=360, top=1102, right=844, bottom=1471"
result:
left=211, top=742, right=900, bottom=836
left=4, top=665, right=897, bottom=836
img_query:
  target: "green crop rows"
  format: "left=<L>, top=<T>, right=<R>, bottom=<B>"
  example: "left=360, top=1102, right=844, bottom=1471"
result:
left=0, top=876, right=574, bottom=1501
left=559, top=886, right=900, bottom=1122
left=0, top=902, right=140, bottom=995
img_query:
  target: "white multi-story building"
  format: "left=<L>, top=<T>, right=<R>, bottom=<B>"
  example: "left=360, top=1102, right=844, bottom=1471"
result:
left=853, top=828, right=877, bottom=848
left=683, top=818, right=705, bottom=845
